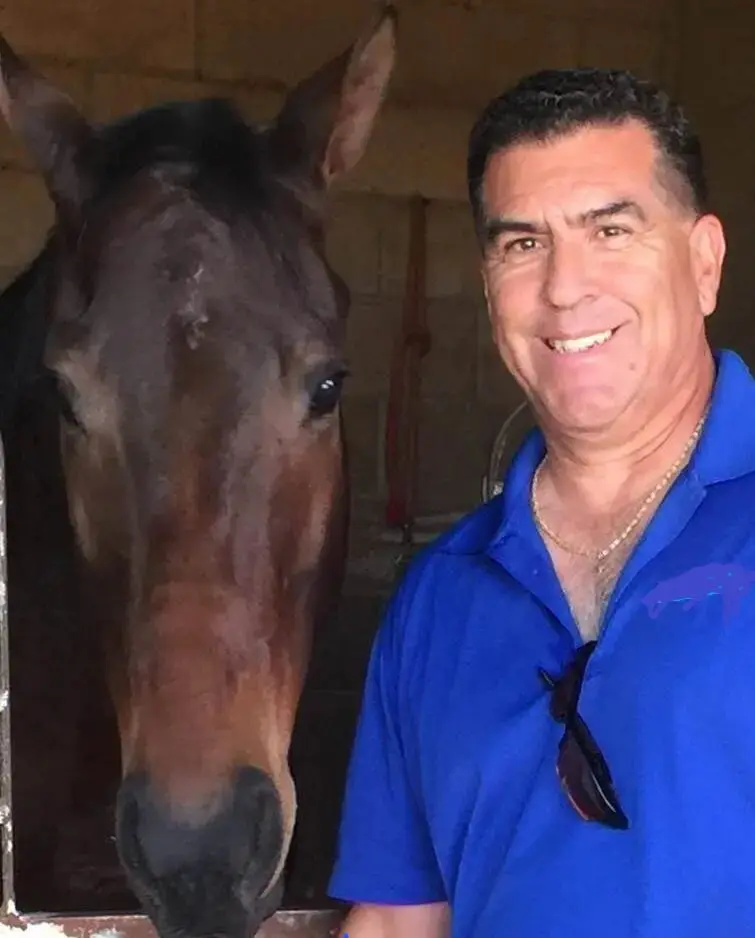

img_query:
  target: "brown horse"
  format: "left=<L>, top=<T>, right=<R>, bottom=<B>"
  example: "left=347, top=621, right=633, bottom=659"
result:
left=0, top=6, right=396, bottom=937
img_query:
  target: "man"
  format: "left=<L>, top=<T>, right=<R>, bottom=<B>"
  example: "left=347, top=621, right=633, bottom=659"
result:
left=327, top=66, right=755, bottom=937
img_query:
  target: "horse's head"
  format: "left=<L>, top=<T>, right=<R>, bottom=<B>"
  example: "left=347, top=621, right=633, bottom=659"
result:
left=0, top=7, right=395, bottom=936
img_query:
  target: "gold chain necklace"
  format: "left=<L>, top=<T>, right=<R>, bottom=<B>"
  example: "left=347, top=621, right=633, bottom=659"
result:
left=531, top=408, right=708, bottom=575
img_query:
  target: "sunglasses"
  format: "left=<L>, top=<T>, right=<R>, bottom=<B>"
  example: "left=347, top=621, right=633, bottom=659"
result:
left=539, top=640, right=629, bottom=830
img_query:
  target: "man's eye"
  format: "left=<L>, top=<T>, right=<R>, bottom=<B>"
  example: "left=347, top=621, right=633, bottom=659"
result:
left=505, top=237, right=539, bottom=254
left=598, top=225, right=629, bottom=239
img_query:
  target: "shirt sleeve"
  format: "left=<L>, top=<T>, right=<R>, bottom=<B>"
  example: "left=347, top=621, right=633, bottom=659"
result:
left=326, top=580, right=447, bottom=905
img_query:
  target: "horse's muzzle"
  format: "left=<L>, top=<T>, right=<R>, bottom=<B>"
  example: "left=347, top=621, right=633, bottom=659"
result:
left=115, top=766, right=284, bottom=938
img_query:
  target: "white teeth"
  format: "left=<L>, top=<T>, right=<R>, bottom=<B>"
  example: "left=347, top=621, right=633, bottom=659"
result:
left=547, top=329, right=614, bottom=354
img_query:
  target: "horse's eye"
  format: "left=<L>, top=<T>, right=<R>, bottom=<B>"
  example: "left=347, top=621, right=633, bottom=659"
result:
left=308, top=368, right=349, bottom=420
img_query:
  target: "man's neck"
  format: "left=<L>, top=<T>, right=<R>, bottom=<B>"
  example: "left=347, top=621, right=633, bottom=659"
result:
left=538, top=352, right=715, bottom=518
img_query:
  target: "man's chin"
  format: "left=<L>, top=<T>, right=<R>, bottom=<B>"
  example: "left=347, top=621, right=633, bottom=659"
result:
left=535, top=392, right=636, bottom=439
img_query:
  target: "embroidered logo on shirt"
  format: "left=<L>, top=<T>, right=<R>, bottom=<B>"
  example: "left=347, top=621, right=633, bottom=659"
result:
left=641, top=562, right=755, bottom=622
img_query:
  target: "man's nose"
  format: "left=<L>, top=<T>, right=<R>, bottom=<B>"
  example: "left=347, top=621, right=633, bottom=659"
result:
left=542, top=239, right=594, bottom=310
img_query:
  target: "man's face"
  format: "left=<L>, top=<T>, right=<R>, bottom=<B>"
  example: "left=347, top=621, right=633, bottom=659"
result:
left=479, top=119, right=726, bottom=436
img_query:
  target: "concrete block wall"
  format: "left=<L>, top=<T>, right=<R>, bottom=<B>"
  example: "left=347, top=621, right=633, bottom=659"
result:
left=328, top=191, right=524, bottom=522
left=1, top=0, right=752, bottom=556
left=675, top=0, right=755, bottom=364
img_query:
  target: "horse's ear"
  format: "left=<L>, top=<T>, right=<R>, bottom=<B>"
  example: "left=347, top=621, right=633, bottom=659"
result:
left=0, top=34, right=94, bottom=224
left=269, top=2, right=397, bottom=190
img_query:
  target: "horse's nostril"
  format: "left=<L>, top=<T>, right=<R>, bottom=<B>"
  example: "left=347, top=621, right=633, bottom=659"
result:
left=115, top=767, right=284, bottom=938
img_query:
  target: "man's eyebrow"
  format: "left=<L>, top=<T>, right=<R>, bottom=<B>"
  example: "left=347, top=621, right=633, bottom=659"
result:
left=482, top=199, right=647, bottom=246
left=482, top=216, right=542, bottom=246
left=584, top=199, right=647, bottom=223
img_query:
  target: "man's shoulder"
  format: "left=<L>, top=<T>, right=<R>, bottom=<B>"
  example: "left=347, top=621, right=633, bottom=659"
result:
left=382, top=496, right=507, bottom=638
left=405, top=495, right=505, bottom=578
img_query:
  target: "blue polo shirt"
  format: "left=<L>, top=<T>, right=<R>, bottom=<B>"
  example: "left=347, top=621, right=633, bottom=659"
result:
left=328, top=348, right=755, bottom=938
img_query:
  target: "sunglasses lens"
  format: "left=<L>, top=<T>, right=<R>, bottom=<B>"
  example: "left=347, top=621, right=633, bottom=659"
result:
left=542, top=642, right=629, bottom=830
left=556, top=731, right=599, bottom=820
left=557, top=728, right=629, bottom=830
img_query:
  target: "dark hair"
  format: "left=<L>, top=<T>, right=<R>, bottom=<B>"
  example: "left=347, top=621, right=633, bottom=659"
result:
left=467, top=67, right=708, bottom=238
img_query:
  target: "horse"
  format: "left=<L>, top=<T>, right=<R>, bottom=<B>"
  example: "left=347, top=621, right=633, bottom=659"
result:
left=0, top=5, right=396, bottom=936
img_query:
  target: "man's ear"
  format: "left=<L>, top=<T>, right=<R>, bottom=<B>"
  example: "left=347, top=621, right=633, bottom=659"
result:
left=689, top=212, right=726, bottom=317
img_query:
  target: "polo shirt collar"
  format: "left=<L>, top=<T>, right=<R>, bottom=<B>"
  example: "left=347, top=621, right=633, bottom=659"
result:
left=690, top=348, right=755, bottom=485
